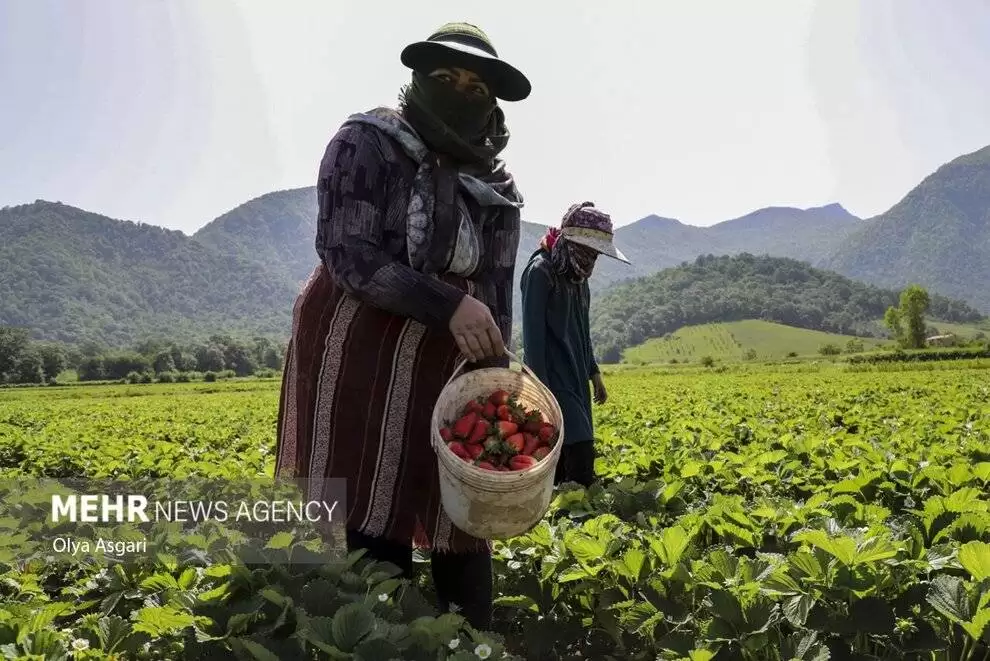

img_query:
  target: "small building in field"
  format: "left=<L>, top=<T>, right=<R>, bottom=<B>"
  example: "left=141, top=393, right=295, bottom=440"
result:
left=925, top=334, right=956, bottom=347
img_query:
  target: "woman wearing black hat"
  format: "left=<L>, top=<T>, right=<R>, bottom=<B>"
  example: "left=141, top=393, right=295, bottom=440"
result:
left=273, top=23, right=530, bottom=630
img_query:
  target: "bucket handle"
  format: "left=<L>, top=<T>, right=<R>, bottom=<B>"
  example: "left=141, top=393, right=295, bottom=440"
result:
left=441, top=349, right=544, bottom=393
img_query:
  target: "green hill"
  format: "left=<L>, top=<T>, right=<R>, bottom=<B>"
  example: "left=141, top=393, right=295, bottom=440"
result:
left=2, top=142, right=989, bottom=349
left=0, top=201, right=297, bottom=346
left=823, top=144, right=990, bottom=312
left=192, top=188, right=320, bottom=285
left=589, top=253, right=985, bottom=363
left=622, top=320, right=891, bottom=364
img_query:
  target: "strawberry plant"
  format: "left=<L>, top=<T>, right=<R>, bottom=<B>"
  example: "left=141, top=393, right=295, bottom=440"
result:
left=1, top=366, right=988, bottom=658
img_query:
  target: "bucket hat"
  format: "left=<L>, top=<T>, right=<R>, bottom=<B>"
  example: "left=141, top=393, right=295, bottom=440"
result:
left=559, top=202, right=630, bottom=264
left=400, top=22, right=531, bottom=102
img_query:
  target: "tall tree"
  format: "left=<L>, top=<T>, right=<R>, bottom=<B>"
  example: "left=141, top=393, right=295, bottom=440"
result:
left=36, top=343, right=67, bottom=381
left=0, top=326, right=30, bottom=380
left=884, top=284, right=931, bottom=349
left=901, top=284, right=931, bottom=349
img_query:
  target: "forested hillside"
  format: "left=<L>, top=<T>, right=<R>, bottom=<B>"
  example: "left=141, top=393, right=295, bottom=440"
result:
left=0, top=201, right=296, bottom=345
left=823, top=144, right=990, bottom=311
left=3, top=143, right=988, bottom=350
left=589, top=253, right=985, bottom=362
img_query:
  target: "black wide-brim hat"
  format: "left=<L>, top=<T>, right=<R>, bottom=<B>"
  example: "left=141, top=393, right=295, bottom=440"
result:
left=400, top=22, right=531, bottom=102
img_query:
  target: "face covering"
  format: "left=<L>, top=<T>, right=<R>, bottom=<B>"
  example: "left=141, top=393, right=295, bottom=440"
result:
left=399, top=71, right=506, bottom=165
left=405, top=72, right=495, bottom=138
left=551, top=239, right=598, bottom=283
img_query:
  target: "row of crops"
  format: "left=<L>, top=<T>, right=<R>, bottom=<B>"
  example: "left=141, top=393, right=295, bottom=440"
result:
left=1, top=366, right=988, bottom=659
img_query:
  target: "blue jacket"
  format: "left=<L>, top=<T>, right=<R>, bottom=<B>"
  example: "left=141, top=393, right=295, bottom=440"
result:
left=520, top=248, right=598, bottom=445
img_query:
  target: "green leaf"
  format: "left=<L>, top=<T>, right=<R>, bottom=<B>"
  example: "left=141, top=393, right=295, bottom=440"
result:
left=138, top=573, right=179, bottom=591
left=354, top=637, right=401, bottom=660
left=96, top=616, right=132, bottom=653
left=615, top=547, right=646, bottom=581
left=493, top=595, right=538, bottom=613
left=927, top=575, right=972, bottom=623
left=331, top=602, right=376, bottom=652
left=648, top=525, right=691, bottom=567
left=178, top=567, right=198, bottom=590
left=132, top=606, right=197, bottom=637
left=264, top=531, right=294, bottom=550
left=958, top=541, right=990, bottom=581
left=564, top=532, right=608, bottom=567
left=229, top=637, right=282, bottom=661
left=783, top=594, right=814, bottom=628
left=793, top=529, right=856, bottom=566
left=961, top=607, right=990, bottom=642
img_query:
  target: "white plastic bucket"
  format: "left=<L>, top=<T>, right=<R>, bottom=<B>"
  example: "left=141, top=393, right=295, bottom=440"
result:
left=430, top=350, right=564, bottom=540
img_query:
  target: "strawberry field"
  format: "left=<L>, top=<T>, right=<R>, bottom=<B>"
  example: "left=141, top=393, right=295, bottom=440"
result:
left=1, top=364, right=989, bottom=660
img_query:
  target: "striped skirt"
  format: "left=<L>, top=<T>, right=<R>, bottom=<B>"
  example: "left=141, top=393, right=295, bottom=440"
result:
left=274, top=264, right=490, bottom=554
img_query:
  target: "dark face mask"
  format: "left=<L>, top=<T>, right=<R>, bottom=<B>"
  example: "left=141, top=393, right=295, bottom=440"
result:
left=404, top=71, right=496, bottom=140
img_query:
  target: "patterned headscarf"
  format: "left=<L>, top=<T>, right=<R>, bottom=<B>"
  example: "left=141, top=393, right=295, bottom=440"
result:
left=540, top=202, right=603, bottom=283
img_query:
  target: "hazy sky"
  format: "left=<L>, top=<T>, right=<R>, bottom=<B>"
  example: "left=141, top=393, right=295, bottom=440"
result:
left=1, top=0, right=988, bottom=233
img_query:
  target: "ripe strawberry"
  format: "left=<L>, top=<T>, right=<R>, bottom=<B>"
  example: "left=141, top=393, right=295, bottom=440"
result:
left=496, top=420, right=518, bottom=438
left=453, top=412, right=478, bottom=439
left=465, top=398, right=486, bottom=415
left=467, top=419, right=490, bottom=444
left=476, top=461, right=497, bottom=471
left=447, top=441, right=471, bottom=461
left=532, top=446, right=550, bottom=461
left=489, top=389, right=510, bottom=405
left=505, top=433, right=525, bottom=454
left=465, top=443, right=484, bottom=460
left=522, top=433, right=540, bottom=456
left=496, top=404, right=512, bottom=421
left=522, top=410, right=544, bottom=433
left=538, top=423, right=555, bottom=444
left=482, top=401, right=497, bottom=420
left=439, top=427, right=453, bottom=442
left=510, top=455, right=538, bottom=471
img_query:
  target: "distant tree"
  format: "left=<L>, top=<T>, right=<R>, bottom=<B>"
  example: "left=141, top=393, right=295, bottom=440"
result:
left=252, top=337, right=284, bottom=370
left=102, top=352, right=151, bottom=380
left=744, top=348, right=758, bottom=361
left=845, top=338, right=865, bottom=354
left=0, top=326, right=31, bottom=380
left=195, top=344, right=226, bottom=372
left=175, top=352, right=198, bottom=372
left=818, top=344, right=841, bottom=356
left=885, top=284, right=931, bottom=349
left=36, top=343, right=67, bottom=381
left=701, top=355, right=715, bottom=368
left=14, top=347, right=43, bottom=383
left=78, top=357, right=107, bottom=381
left=153, top=350, right=176, bottom=374
left=225, top=342, right=258, bottom=377
left=884, top=307, right=904, bottom=344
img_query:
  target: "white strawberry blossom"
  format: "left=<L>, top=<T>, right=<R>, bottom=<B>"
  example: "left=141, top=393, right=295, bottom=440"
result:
left=71, top=638, right=89, bottom=651
left=449, top=638, right=460, bottom=649
left=475, top=643, right=492, bottom=658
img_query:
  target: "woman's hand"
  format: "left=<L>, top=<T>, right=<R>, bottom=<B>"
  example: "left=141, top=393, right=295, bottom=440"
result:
left=449, top=295, right=505, bottom=363
left=592, top=373, right=608, bottom=405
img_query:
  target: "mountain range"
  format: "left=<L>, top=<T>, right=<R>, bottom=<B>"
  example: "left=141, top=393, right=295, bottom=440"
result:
left=1, top=144, right=988, bottom=348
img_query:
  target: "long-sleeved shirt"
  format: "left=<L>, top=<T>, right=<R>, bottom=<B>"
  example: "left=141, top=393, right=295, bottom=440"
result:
left=520, top=248, right=599, bottom=445
left=313, top=117, right=520, bottom=371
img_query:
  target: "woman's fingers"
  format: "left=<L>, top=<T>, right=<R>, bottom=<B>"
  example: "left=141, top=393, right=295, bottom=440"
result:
left=463, top=332, right=485, bottom=362
left=486, top=324, right=505, bottom=357
left=454, top=333, right=476, bottom=362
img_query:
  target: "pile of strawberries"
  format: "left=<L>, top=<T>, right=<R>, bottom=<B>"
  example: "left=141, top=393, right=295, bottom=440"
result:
left=439, top=388, right=558, bottom=472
